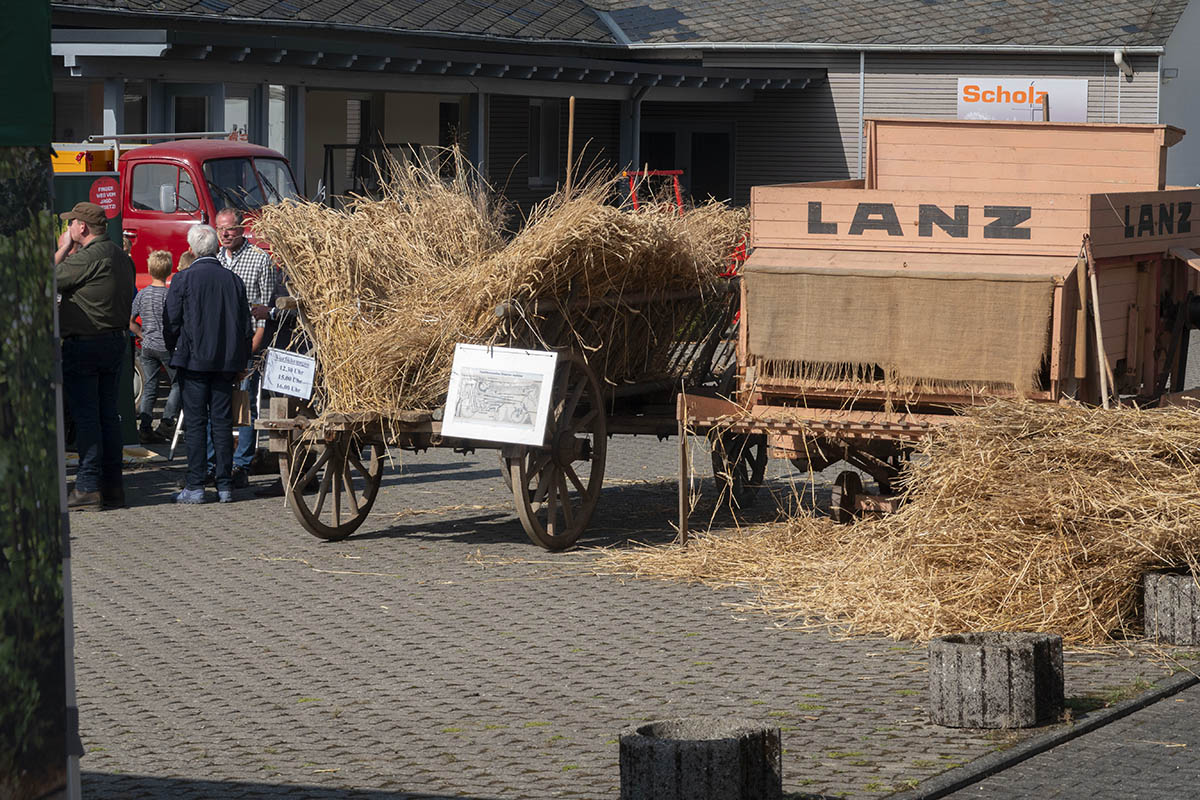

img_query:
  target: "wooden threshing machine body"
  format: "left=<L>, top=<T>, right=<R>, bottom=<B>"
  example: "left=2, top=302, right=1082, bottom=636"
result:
left=682, top=117, right=1200, bottom=525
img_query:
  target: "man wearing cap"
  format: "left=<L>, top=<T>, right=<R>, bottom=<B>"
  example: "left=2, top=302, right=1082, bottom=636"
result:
left=54, top=201, right=136, bottom=511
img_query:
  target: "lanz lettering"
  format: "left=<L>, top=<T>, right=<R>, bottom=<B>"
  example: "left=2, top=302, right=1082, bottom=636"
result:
left=806, top=202, right=1033, bottom=238
left=1123, top=202, right=1192, bottom=238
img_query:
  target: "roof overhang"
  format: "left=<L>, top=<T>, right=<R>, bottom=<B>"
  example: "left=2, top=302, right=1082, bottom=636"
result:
left=52, top=29, right=820, bottom=98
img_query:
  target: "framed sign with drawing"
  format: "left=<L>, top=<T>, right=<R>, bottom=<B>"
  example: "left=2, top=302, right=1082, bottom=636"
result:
left=441, top=344, right=558, bottom=446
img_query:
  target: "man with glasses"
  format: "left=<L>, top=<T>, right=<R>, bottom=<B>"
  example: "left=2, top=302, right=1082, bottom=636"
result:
left=214, top=207, right=274, bottom=489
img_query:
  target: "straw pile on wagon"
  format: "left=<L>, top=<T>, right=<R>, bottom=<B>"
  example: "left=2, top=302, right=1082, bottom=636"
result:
left=253, top=149, right=746, bottom=414
left=600, top=400, right=1200, bottom=645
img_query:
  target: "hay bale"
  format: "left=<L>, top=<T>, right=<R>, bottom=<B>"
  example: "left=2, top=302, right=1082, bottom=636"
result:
left=253, top=150, right=747, bottom=415
left=598, top=400, right=1200, bottom=645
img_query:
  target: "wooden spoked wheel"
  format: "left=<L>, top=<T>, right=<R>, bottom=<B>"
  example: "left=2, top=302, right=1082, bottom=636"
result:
left=831, top=470, right=862, bottom=524
left=283, top=432, right=385, bottom=541
left=711, top=432, right=768, bottom=508
left=504, top=352, right=607, bottom=551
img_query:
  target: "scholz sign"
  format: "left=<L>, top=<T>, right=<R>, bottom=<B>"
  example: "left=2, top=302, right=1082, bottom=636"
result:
left=958, top=78, right=1088, bottom=122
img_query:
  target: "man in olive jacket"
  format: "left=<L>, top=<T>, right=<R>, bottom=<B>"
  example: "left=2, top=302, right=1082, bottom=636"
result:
left=54, top=201, right=135, bottom=511
left=163, top=223, right=251, bottom=503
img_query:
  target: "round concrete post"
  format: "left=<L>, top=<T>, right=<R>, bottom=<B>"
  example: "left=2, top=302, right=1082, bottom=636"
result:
left=619, top=717, right=782, bottom=800
left=928, top=632, right=1064, bottom=728
left=1144, top=571, right=1200, bottom=645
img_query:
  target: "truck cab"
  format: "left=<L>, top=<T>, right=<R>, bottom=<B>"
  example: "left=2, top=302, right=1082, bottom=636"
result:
left=117, top=139, right=299, bottom=287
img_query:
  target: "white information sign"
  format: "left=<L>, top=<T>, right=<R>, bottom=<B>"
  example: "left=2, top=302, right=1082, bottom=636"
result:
left=441, top=344, right=558, bottom=446
left=957, top=78, right=1088, bottom=122
left=262, top=348, right=316, bottom=400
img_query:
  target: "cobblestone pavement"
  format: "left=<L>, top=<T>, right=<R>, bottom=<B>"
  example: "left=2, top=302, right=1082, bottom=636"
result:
left=70, top=436, right=1194, bottom=799
left=946, top=681, right=1200, bottom=799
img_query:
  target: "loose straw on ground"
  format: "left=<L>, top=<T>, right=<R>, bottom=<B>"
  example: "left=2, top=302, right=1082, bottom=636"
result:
left=598, top=400, right=1200, bottom=645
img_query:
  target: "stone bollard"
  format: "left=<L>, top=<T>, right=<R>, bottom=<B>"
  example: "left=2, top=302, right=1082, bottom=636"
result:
left=1144, top=571, right=1200, bottom=644
left=928, top=632, right=1064, bottom=728
left=619, top=717, right=782, bottom=800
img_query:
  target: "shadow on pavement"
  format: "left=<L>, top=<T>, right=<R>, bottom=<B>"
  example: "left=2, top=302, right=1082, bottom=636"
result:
left=82, top=772, right=505, bottom=800
left=349, top=477, right=797, bottom=550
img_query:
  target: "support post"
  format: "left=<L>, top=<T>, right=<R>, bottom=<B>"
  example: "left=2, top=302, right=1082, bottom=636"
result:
left=619, top=86, right=649, bottom=171
left=468, top=91, right=488, bottom=176
left=288, top=85, right=306, bottom=195
left=102, top=78, right=125, bottom=137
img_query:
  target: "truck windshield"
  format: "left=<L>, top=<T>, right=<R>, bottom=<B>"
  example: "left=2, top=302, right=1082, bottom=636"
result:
left=203, top=156, right=299, bottom=210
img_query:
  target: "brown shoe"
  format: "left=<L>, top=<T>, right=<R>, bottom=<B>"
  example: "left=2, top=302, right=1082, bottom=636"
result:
left=68, top=489, right=103, bottom=511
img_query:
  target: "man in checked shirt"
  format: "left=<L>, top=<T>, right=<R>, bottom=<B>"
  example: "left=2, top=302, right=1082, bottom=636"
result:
left=215, top=207, right=275, bottom=488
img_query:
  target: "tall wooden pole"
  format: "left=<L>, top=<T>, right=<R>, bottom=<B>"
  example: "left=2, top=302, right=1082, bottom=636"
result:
left=565, top=95, right=576, bottom=194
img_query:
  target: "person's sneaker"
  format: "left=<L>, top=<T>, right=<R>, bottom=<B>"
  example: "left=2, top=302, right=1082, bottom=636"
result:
left=255, top=478, right=286, bottom=498
left=139, top=427, right=166, bottom=445
left=101, top=485, right=126, bottom=508
left=68, top=488, right=103, bottom=511
left=156, top=418, right=177, bottom=439
left=218, top=490, right=234, bottom=503
left=175, top=488, right=207, bottom=504
left=231, top=467, right=250, bottom=489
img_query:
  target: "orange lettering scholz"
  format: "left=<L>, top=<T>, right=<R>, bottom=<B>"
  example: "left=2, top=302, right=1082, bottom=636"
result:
left=963, top=84, right=1049, bottom=105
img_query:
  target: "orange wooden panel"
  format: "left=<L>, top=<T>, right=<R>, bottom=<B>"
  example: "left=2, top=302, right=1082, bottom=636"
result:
left=1088, top=188, right=1200, bottom=259
left=866, top=119, right=1176, bottom=192
left=867, top=119, right=1172, bottom=153
left=875, top=143, right=1160, bottom=170
left=750, top=186, right=1089, bottom=255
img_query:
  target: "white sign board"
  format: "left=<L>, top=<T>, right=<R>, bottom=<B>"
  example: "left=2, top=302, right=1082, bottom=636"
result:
left=262, top=348, right=316, bottom=400
left=441, top=344, right=558, bottom=446
left=957, top=78, right=1088, bottom=122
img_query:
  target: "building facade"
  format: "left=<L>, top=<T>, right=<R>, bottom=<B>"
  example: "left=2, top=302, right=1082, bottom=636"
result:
left=51, top=1, right=1195, bottom=208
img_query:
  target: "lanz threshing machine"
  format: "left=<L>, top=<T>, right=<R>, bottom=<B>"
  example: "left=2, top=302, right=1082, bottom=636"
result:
left=680, top=117, right=1200, bottom=533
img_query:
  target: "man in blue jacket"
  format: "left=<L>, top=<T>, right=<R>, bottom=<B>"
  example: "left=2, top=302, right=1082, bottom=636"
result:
left=163, top=224, right=252, bottom=503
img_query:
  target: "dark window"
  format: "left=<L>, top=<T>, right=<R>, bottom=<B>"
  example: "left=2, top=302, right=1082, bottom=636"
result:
left=529, top=99, right=560, bottom=186
left=639, top=131, right=676, bottom=171
left=130, top=163, right=189, bottom=213
left=174, top=96, right=207, bottom=133
left=439, top=101, right=461, bottom=149
left=690, top=132, right=732, bottom=202
left=253, top=158, right=300, bottom=204
left=203, top=157, right=263, bottom=210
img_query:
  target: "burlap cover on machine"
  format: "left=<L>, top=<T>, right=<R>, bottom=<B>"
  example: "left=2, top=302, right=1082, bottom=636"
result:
left=744, top=259, right=1056, bottom=393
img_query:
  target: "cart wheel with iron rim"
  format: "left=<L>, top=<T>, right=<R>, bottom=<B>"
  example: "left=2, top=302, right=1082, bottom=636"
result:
left=503, top=351, right=607, bottom=551
left=282, top=431, right=385, bottom=541
left=711, top=431, right=768, bottom=508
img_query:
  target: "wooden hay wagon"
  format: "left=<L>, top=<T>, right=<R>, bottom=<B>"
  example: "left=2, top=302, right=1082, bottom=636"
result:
left=259, top=279, right=743, bottom=550
left=679, top=117, right=1200, bottom=533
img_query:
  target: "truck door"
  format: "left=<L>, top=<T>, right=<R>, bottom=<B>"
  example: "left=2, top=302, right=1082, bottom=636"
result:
left=122, top=160, right=204, bottom=287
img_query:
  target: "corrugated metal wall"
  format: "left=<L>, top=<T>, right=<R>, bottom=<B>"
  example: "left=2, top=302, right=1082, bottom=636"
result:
left=488, top=95, right=621, bottom=214
left=859, top=53, right=1159, bottom=124
left=699, top=52, right=1160, bottom=203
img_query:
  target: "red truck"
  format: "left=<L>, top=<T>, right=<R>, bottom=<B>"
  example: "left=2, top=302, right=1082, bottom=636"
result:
left=117, top=139, right=300, bottom=288
left=54, top=137, right=300, bottom=289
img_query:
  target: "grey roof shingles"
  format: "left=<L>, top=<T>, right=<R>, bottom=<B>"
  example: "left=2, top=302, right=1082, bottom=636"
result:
left=53, top=0, right=1192, bottom=47
left=54, top=0, right=617, bottom=42
left=592, top=0, right=1191, bottom=47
